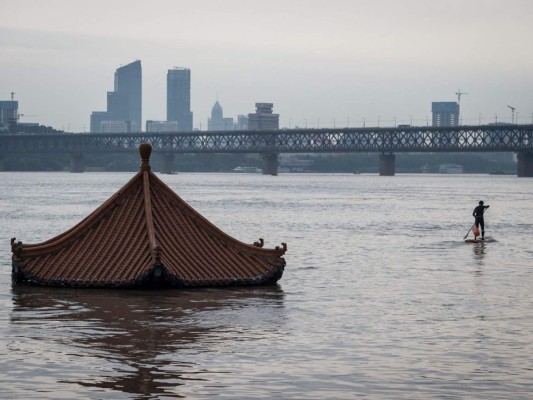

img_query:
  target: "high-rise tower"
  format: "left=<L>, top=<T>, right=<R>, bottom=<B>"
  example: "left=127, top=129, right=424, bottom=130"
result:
left=111, top=60, right=142, bottom=130
left=208, top=101, right=234, bottom=131
left=167, top=68, right=193, bottom=132
left=0, top=100, right=18, bottom=131
left=90, top=60, right=142, bottom=133
left=431, top=102, right=459, bottom=127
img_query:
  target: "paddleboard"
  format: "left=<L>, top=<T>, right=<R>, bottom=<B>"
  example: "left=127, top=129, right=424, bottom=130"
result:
left=464, top=237, right=496, bottom=243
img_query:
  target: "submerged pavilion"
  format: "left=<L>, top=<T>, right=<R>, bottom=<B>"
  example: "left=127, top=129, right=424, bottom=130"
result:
left=11, top=143, right=287, bottom=288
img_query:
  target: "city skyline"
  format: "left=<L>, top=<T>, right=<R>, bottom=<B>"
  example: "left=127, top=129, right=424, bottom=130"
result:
left=1, top=0, right=533, bottom=132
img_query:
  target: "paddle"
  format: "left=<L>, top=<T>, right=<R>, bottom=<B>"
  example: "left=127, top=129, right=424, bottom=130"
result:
left=463, top=224, right=475, bottom=239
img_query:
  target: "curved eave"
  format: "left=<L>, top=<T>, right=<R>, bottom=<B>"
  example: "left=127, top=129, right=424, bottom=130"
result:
left=147, top=171, right=287, bottom=258
left=11, top=175, right=154, bottom=286
left=12, top=171, right=144, bottom=257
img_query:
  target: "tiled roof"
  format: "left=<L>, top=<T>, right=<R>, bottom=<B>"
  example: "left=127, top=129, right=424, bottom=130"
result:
left=11, top=143, right=287, bottom=288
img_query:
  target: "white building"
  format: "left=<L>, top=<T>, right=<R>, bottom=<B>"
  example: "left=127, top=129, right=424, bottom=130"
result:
left=100, top=120, right=132, bottom=133
left=146, top=120, right=179, bottom=133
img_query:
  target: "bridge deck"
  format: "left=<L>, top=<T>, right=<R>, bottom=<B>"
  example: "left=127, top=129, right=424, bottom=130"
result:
left=1, top=125, right=532, bottom=155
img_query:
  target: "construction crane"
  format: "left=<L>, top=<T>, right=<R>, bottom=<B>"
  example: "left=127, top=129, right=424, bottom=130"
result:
left=507, top=105, right=516, bottom=124
left=455, top=89, right=468, bottom=105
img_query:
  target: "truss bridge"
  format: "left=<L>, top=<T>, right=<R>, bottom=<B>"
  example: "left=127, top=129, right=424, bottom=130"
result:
left=1, top=124, right=532, bottom=176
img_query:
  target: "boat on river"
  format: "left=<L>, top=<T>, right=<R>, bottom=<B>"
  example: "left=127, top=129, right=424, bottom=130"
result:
left=10, top=144, right=287, bottom=288
left=233, top=166, right=261, bottom=173
left=438, top=164, right=464, bottom=174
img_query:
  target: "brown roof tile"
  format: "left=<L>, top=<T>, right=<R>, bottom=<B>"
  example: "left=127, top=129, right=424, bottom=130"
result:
left=11, top=143, right=287, bottom=288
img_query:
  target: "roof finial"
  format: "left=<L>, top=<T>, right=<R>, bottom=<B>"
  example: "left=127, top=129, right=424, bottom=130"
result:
left=139, top=143, right=152, bottom=171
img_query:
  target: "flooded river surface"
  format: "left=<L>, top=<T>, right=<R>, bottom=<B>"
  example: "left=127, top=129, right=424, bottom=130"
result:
left=0, top=172, right=532, bottom=399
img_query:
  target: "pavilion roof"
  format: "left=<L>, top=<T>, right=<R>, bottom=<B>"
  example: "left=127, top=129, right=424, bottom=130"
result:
left=11, top=143, right=286, bottom=288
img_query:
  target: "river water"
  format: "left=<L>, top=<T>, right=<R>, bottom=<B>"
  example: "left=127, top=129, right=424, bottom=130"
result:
left=0, top=172, right=531, bottom=399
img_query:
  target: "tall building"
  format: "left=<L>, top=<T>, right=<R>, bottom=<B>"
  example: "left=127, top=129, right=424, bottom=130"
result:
left=167, top=67, right=193, bottom=132
left=432, top=102, right=459, bottom=127
left=207, top=101, right=234, bottom=131
left=248, top=103, right=279, bottom=130
left=0, top=100, right=18, bottom=132
left=90, top=60, right=142, bottom=133
left=112, top=61, right=142, bottom=129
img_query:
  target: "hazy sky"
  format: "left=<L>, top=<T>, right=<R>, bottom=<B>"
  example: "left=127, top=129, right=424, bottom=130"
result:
left=1, top=0, right=532, bottom=131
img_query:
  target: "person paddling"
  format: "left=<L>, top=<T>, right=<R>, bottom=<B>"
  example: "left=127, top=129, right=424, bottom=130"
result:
left=472, top=201, right=490, bottom=240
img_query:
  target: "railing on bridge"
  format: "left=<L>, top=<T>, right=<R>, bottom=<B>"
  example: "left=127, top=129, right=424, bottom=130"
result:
left=1, top=125, right=532, bottom=175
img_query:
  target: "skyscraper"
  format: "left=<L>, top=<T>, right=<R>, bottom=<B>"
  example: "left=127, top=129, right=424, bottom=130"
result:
left=0, top=100, right=18, bottom=132
left=432, top=102, right=459, bottom=127
left=112, top=60, right=142, bottom=129
left=167, top=68, right=193, bottom=132
left=90, top=60, right=142, bottom=133
left=208, top=101, right=234, bottom=131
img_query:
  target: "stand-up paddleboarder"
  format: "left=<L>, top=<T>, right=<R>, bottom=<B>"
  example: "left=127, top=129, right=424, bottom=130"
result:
left=472, top=201, right=490, bottom=240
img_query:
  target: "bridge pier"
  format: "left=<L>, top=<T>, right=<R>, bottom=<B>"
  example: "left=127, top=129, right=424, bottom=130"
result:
left=517, top=152, right=533, bottom=177
left=160, top=154, right=175, bottom=174
left=379, top=153, right=395, bottom=176
left=262, top=152, right=278, bottom=176
left=70, top=154, right=85, bottom=173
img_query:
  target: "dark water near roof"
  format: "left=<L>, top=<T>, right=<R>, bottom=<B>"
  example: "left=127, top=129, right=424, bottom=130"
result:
left=0, top=172, right=532, bottom=399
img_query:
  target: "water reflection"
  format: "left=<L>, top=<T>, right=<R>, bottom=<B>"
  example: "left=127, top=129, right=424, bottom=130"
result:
left=9, top=285, right=285, bottom=398
left=471, top=242, right=486, bottom=259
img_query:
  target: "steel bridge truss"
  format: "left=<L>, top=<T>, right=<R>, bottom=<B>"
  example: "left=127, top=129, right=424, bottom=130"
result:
left=1, top=125, right=532, bottom=155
